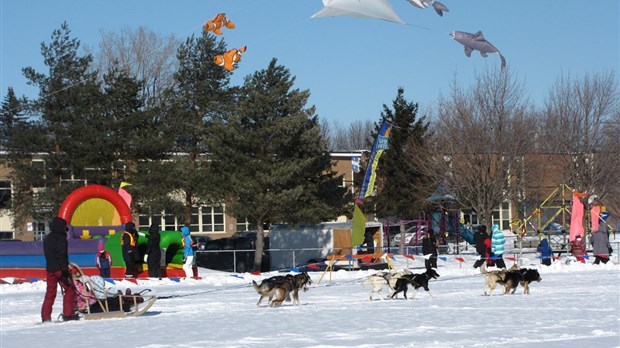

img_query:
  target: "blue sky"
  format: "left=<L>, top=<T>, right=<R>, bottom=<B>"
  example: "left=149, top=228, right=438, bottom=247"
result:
left=1, top=0, right=618, bottom=126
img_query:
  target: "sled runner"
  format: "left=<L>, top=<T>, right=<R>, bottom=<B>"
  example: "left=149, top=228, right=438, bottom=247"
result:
left=69, top=262, right=156, bottom=320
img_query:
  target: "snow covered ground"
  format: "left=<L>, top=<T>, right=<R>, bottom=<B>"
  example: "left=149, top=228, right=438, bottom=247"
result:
left=1, top=255, right=619, bottom=348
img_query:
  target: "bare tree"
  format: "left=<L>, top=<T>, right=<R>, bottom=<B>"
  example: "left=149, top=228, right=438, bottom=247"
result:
left=92, top=26, right=180, bottom=108
left=410, top=69, right=536, bottom=227
left=538, top=71, right=620, bottom=215
left=324, top=119, right=373, bottom=151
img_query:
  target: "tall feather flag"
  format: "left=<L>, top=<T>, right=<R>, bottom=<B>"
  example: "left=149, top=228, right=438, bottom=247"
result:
left=569, top=191, right=586, bottom=241
left=351, top=121, right=392, bottom=246
left=118, top=182, right=132, bottom=208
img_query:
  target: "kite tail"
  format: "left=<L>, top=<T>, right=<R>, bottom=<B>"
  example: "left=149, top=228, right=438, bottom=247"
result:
left=499, top=54, right=507, bottom=73
left=404, top=22, right=431, bottom=31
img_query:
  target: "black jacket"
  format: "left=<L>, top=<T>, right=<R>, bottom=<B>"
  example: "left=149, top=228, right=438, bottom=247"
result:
left=474, top=230, right=488, bottom=256
left=422, top=235, right=438, bottom=255
left=43, top=217, right=69, bottom=272
left=145, top=224, right=161, bottom=262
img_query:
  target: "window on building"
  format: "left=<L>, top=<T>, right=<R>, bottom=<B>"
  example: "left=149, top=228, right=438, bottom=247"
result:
left=201, top=205, right=225, bottom=233
left=138, top=204, right=227, bottom=234
left=163, top=212, right=176, bottom=231
left=491, top=202, right=511, bottom=231
left=189, top=207, right=200, bottom=232
left=0, top=180, right=11, bottom=209
left=237, top=218, right=252, bottom=232
left=33, top=221, right=48, bottom=241
left=138, top=215, right=151, bottom=231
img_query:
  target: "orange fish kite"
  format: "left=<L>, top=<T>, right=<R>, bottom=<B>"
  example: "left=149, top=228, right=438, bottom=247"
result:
left=203, top=13, right=235, bottom=35
left=214, top=46, right=247, bottom=71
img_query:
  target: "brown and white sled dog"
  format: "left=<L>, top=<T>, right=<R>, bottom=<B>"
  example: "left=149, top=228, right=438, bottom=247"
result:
left=362, top=269, right=412, bottom=300
left=252, top=271, right=312, bottom=307
left=480, top=264, right=508, bottom=296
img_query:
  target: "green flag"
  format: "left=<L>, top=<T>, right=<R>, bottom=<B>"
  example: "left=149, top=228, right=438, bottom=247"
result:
left=351, top=204, right=367, bottom=247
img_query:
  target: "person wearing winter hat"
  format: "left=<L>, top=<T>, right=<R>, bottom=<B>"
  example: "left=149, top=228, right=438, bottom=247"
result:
left=569, top=235, right=587, bottom=263
left=95, top=243, right=112, bottom=278
left=41, top=217, right=77, bottom=322
left=181, top=226, right=195, bottom=278
left=121, top=221, right=139, bottom=278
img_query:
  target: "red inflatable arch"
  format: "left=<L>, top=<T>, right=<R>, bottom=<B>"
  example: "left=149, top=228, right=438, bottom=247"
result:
left=57, top=184, right=132, bottom=224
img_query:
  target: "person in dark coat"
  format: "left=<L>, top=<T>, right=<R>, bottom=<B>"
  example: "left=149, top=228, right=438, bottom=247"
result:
left=41, top=217, right=77, bottom=322
left=122, top=221, right=139, bottom=278
left=145, top=223, right=162, bottom=278
left=473, top=225, right=491, bottom=268
left=421, top=228, right=438, bottom=270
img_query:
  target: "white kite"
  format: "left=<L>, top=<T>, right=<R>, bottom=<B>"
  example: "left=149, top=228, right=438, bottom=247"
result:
left=311, top=0, right=405, bottom=24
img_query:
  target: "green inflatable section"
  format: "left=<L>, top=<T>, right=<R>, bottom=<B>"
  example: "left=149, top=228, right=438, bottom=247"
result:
left=102, top=230, right=184, bottom=267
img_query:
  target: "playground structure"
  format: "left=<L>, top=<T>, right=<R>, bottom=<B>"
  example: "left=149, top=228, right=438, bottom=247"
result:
left=509, top=184, right=616, bottom=253
left=0, top=184, right=191, bottom=280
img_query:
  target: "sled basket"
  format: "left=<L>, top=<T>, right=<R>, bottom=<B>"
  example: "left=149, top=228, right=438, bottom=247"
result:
left=69, top=262, right=157, bottom=320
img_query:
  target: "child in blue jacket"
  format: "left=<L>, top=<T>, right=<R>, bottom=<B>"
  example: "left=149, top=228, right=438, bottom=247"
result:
left=537, top=238, right=553, bottom=266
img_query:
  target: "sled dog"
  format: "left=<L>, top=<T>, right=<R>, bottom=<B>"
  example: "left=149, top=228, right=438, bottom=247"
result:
left=390, top=268, right=440, bottom=300
left=252, top=271, right=312, bottom=307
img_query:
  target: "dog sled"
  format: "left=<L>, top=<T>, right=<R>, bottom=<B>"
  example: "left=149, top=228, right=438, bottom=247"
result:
left=69, top=262, right=156, bottom=320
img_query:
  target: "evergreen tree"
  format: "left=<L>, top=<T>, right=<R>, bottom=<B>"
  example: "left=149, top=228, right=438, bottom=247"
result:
left=1, top=87, right=49, bottom=228
left=135, top=32, right=234, bottom=223
left=369, top=87, right=431, bottom=220
left=212, top=58, right=349, bottom=271
left=21, top=22, right=102, bottom=219
left=0, top=87, right=28, bottom=152
left=98, top=65, right=163, bottom=186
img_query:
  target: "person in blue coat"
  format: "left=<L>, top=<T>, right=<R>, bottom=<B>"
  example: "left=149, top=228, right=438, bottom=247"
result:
left=181, top=226, right=195, bottom=278
left=537, top=238, right=553, bottom=266
left=491, top=224, right=507, bottom=269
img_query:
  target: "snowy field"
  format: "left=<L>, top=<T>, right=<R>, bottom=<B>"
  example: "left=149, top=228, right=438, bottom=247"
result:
left=1, top=256, right=619, bottom=348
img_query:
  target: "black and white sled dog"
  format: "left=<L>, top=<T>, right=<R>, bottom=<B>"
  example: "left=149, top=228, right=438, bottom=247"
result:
left=362, top=269, right=412, bottom=300
left=390, top=268, right=440, bottom=300
left=252, top=271, right=312, bottom=307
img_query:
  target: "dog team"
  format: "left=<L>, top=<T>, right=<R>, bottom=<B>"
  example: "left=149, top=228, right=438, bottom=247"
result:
left=251, top=224, right=548, bottom=306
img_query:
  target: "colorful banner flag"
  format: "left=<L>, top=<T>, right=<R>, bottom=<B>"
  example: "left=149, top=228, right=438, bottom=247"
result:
left=351, top=121, right=391, bottom=247
left=357, top=121, right=391, bottom=202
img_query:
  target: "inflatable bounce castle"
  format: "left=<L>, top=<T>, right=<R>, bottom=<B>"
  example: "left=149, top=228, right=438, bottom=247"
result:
left=0, top=184, right=193, bottom=282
